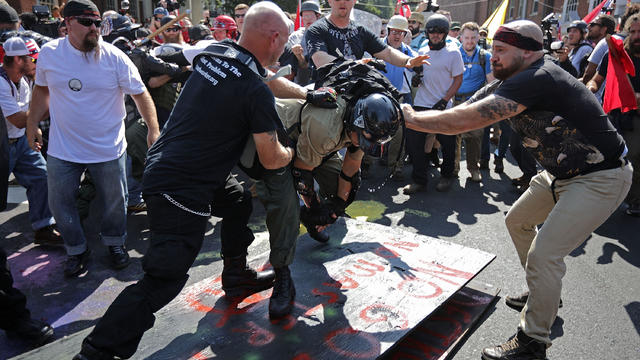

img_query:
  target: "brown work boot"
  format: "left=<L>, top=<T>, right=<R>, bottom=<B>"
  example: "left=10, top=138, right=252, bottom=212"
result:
left=482, top=331, right=547, bottom=359
left=34, top=225, right=64, bottom=247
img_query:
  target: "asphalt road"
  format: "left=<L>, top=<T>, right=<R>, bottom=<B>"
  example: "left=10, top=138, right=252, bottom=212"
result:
left=1, top=155, right=638, bottom=359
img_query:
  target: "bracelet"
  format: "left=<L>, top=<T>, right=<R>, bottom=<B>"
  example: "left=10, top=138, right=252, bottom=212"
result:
left=339, top=170, right=354, bottom=182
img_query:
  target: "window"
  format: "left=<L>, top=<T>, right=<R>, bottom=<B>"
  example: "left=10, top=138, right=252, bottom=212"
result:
left=518, top=0, right=527, bottom=19
left=509, top=5, right=515, bottom=19
left=566, top=0, right=578, bottom=12
left=531, top=0, right=539, bottom=15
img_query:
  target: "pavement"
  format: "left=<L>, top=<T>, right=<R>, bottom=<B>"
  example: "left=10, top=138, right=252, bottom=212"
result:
left=1, top=154, right=639, bottom=359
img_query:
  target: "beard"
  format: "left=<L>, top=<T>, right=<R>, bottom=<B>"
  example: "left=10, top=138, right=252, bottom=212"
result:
left=630, top=40, right=640, bottom=55
left=82, top=31, right=99, bottom=52
left=492, top=55, right=524, bottom=80
left=410, top=27, right=419, bottom=36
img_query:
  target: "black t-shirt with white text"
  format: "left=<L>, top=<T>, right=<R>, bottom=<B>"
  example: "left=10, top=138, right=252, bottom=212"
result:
left=470, top=58, right=625, bottom=179
left=143, top=41, right=280, bottom=208
left=306, top=17, right=386, bottom=68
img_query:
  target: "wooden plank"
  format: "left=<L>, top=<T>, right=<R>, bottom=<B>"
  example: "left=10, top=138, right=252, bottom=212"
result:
left=381, top=281, right=500, bottom=360
left=14, top=218, right=495, bottom=360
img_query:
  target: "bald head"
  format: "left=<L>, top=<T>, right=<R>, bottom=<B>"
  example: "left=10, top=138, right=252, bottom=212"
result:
left=242, top=1, right=289, bottom=38
left=238, top=1, right=290, bottom=67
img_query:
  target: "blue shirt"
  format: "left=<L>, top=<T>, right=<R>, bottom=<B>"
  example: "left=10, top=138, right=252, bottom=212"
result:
left=410, top=33, right=427, bottom=51
left=382, top=39, right=416, bottom=93
left=457, top=45, right=492, bottom=97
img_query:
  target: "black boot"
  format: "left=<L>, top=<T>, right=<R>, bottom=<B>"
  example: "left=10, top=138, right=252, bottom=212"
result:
left=221, top=255, right=275, bottom=298
left=5, top=318, right=54, bottom=347
left=481, top=330, right=547, bottom=360
left=300, top=206, right=330, bottom=243
left=73, top=340, right=120, bottom=360
left=269, top=266, right=296, bottom=319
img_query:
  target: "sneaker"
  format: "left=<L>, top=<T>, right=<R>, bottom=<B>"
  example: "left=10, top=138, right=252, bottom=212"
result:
left=64, top=249, right=91, bottom=277
left=34, top=225, right=64, bottom=246
left=435, top=177, right=455, bottom=192
left=626, top=203, right=640, bottom=217
left=469, top=170, right=482, bottom=182
left=479, top=159, right=490, bottom=170
left=494, top=157, right=504, bottom=173
left=109, top=246, right=130, bottom=270
left=505, top=291, right=562, bottom=312
left=402, top=183, right=426, bottom=195
left=127, top=202, right=147, bottom=214
left=481, top=330, right=547, bottom=360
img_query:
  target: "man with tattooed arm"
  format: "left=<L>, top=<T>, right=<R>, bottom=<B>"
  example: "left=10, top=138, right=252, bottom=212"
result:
left=403, top=20, right=632, bottom=359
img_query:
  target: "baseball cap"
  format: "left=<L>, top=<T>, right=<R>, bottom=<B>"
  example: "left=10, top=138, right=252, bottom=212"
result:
left=451, top=21, right=461, bottom=30
left=63, top=0, right=100, bottom=18
left=3, top=37, right=40, bottom=59
left=153, top=7, right=169, bottom=17
left=0, top=1, right=19, bottom=23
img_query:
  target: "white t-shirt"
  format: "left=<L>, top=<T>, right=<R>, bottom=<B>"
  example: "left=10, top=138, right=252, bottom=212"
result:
left=414, top=43, right=465, bottom=108
left=0, top=73, right=30, bottom=139
left=182, top=40, right=216, bottom=64
left=35, top=37, right=146, bottom=163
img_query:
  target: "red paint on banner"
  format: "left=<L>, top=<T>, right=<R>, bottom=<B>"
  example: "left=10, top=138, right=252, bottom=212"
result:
left=311, top=288, right=339, bottom=303
left=346, top=259, right=386, bottom=277
left=232, top=321, right=275, bottom=346
left=397, top=278, right=443, bottom=299
left=359, top=303, right=408, bottom=329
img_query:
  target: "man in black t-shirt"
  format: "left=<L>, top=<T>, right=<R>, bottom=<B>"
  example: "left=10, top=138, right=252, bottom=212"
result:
left=305, top=0, right=429, bottom=79
left=403, top=20, right=631, bottom=360
left=74, top=3, right=296, bottom=359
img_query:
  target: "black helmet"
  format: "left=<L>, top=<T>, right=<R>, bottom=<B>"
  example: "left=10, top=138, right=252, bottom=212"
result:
left=567, top=20, right=588, bottom=33
left=102, top=14, right=141, bottom=43
left=188, top=24, right=212, bottom=42
left=425, top=14, right=450, bottom=34
left=350, top=93, right=400, bottom=158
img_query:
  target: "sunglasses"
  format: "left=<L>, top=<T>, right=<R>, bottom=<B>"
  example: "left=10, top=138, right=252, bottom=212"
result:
left=154, top=16, right=162, bottom=21
left=408, top=20, right=418, bottom=24
left=234, top=14, right=245, bottom=18
left=165, top=27, right=181, bottom=32
left=74, top=17, right=102, bottom=27
left=426, top=27, right=447, bottom=34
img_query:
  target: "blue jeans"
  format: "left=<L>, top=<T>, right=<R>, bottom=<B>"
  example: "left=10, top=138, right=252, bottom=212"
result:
left=8, top=135, right=55, bottom=230
left=126, top=156, right=143, bottom=206
left=481, top=121, right=512, bottom=161
left=47, top=154, right=128, bottom=255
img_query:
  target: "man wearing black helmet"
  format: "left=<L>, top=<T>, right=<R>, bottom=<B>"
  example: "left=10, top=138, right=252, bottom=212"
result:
left=405, top=13, right=464, bottom=194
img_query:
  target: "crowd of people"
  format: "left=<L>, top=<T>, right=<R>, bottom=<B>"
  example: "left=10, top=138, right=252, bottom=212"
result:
left=0, top=0, right=637, bottom=359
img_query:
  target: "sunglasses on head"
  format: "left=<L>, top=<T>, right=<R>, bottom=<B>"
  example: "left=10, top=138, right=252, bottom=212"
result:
left=426, top=27, right=447, bottom=34
left=74, top=17, right=101, bottom=27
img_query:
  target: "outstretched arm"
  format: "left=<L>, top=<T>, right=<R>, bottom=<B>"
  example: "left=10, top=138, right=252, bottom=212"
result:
left=403, top=94, right=526, bottom=135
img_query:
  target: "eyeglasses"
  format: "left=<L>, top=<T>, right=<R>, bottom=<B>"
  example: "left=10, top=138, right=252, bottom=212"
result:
left=426, top=26, right=447, bottom=34
left=234, top=14, right=245, bottom=18
left=389, top=29, right=406, bottom=36
left=165, top=27, right=181, bottom=32
left=74, top=17, right=101, bottom=28
left=22, top=56, right=36, bottom=64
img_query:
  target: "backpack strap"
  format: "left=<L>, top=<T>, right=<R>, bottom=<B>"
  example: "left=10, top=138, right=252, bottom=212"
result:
left=0, top=67, right=14, bottom=97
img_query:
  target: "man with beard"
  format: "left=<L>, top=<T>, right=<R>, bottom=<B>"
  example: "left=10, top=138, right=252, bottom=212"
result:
left=408, top=12, right=427, bottom=51
left=0, top=37, right=62, bottom=246
left=403, top=20, right=631, bottom=359
left=305, top=0, right=429, bottom=80
left=25, top=0, right=160, bottom=277
left=404, top=14, right=464, bottom=194
left=588, top=14, right=640, bottom=217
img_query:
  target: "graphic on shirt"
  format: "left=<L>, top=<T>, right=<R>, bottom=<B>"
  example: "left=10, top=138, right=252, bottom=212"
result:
left=68, top=79, right=82, bottom=92
left=508, top=110, right=605, bottom=178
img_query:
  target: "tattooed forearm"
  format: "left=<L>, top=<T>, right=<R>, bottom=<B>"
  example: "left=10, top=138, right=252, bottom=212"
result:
left=475, top=96, right=522, bottom=121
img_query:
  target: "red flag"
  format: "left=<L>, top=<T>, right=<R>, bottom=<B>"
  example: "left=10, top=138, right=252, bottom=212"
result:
left=294, top=0, right=302, bottom=31
left=583, top=0, right=612, bottom=24
left=396, top=0, right=412, bottom=18
left=603, top=35, right=637, bottom=113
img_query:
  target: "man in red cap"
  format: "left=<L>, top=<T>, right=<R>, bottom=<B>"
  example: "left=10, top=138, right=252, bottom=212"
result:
left=403, top=20, right=631, bottom=359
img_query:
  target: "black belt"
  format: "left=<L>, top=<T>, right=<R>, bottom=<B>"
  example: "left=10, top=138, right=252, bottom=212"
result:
left=550, top=157, right=628, bottom=203
left=8, top=138, right=19, bottom=145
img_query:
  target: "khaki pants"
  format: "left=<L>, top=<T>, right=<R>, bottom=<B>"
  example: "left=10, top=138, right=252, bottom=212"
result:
left=454, top=129, right=484, bottom=174
left=504, top=165, right=632, bottom=345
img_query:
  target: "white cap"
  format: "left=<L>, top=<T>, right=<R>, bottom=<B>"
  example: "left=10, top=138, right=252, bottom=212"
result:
left=3, top=37, right=40, bottom=58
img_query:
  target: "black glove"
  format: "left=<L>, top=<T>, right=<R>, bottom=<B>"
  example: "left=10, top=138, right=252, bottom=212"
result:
left=328, top=196, right=347, bottom=217
left=432, top=99, right=448, bottom=111
left=307, top=87, right=338, bottom=109
left=411, top=74, right=423, bottom=88
left=368, top=59, right=387, bottom=72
